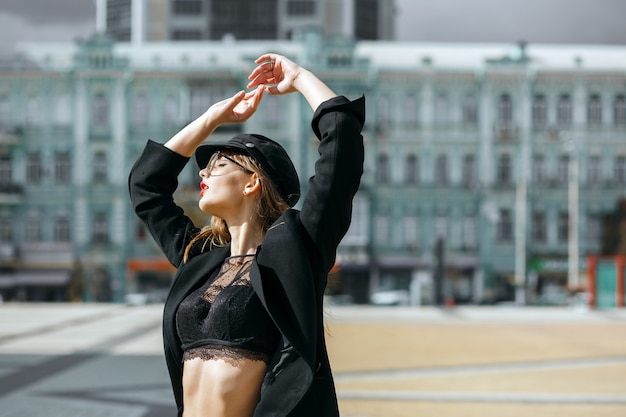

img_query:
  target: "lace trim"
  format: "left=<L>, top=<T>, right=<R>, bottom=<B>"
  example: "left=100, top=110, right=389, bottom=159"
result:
left=201, top=254, right=254, bottom=304
left=183, top=344, right=270, bottom=366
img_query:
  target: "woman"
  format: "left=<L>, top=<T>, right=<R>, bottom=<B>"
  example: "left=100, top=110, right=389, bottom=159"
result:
left=129, top=53, right=365, bottom=417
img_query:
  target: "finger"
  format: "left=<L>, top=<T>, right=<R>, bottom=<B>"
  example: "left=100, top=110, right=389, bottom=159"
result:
left=247, top=62, right=274, bottom=81
left=255, top=54, right=276, bottom=64
left=224, top=90, right=246, bottom=111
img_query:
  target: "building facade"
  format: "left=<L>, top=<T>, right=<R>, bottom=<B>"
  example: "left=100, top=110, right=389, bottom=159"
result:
left=1, top=31, right=625, bottom=304
left=103, top=0, right=396, bottom=42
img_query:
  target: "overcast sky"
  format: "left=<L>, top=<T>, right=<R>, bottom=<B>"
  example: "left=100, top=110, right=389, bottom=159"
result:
left=1, top=0, right=625, bottom=52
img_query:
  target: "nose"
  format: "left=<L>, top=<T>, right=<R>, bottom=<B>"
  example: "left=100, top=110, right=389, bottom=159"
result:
left=199, top=168, right=210, bottom=178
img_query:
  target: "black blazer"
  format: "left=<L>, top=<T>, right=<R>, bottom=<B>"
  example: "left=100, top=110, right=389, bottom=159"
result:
left=128, top=96, right=365, bottom=417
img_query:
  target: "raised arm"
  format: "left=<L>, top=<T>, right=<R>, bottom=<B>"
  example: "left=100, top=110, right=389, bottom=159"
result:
left=248, top=54, right=365, bottom=272
left=165, top=87, right=264, bottom=157
left=247, top=53, right=335, bottom=112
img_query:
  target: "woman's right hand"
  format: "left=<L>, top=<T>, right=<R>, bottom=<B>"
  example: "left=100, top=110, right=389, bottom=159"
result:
left=206, top=87, right=265, bottom=127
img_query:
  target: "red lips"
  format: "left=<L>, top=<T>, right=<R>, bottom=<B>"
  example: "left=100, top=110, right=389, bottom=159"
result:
left=200, top=182, right=208, bottom=196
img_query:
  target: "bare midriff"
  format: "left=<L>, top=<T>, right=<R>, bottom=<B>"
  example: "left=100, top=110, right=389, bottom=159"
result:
left=182, top=357, right=268, bottom=417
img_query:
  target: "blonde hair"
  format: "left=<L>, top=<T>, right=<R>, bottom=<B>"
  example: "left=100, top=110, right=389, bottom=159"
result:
left=183, top=151, right=290, bottom=262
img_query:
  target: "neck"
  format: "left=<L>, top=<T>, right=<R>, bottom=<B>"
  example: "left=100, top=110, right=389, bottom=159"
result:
left=228, top=221, right=264, bottom=257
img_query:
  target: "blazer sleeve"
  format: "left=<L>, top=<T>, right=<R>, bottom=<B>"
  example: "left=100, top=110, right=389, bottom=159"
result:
left=299, top=95, right=366, bottom=273
left=128, top=139, right=200, bottom=267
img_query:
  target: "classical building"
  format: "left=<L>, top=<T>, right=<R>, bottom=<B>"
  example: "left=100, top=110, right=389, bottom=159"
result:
left=103, top=0, right=396, bottom=42
left=1, top=30, right=624, bottom=304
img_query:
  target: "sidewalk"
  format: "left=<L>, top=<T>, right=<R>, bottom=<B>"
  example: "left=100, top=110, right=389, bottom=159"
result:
left=0, top=303, right=625, bottom=417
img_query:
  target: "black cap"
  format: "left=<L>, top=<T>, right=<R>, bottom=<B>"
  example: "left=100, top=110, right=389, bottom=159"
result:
left=195, top=133, right=300, bottom=207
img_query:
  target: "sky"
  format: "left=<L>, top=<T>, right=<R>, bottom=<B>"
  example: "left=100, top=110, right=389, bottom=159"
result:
left=1, top=0, right=625, bottom=52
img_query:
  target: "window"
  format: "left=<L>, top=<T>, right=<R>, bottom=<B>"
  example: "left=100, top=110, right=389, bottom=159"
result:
left=343, top=196, right=369, bottom=246
left=93, top=151, right=108, bottom=184
left=25, top=212, right=41, bottom=242
left=615, top=156, right=626, bottom=184
left=497, top=154, right=512, bottom=185
left=0, top=155, right=11, bottom=186
left=587, top=156, right=601, bottom=185
left=532, top=154, right=546, bottom=184
left=462, top=217, right=476, bottom=249
left=558, top=211, right=569, bottom=243
left=557, top=155, right=570, bottom=184
left=287, top=0, right=316, bottom=16
left=557, top=94, right=572, bottom=126
left=54, top=94, right=71, bottom=125
left=434, top=154, right=448, bottom=185
left=0, top=214, right=12, bottom=242
left=374, top=213, right=390, bottom=243
left=92, top=93, right=109, bottom=125
left=587, top=94, right=602, bottom=126
left=405, top=154, right=418, bottom=184
left=26, top=95, right=41, bottom=125
left=462, top=154, right=476, bottom=188
left=498, top=94, right=513, bottom=123
left=376, top=154, right=390, bottom=184
left=93, top=212, right=109, bottom=244
left=532, top=211, right=546, bottom=243
left=532, top=94, right=547, bottom=128
left=163, top=94, right=178, bottom=124
left=404, top=94, right=419, bottom=127
left=587, top=214, right=600, bottom=245
left=132, top=92, right=149, bottom=125
left=54, top=152, right=71, bottom=184
left=497, top=209, right=513, bottom=242
left=54, top=213, right=70, bottom=242
left=435, top=93, right=449, bottom=125
left=462, top=94, right=478, bottom=125
left=173, top=0, right=202, bottom=15
left=614, top=95, right=626, bottom=126
left=404, top=215, right=419, bottom=248
left=26, top=152, right=42, bottom=185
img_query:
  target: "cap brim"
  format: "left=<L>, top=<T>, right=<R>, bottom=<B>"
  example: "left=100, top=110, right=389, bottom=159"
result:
left=195, top=143, right=248, bottom=169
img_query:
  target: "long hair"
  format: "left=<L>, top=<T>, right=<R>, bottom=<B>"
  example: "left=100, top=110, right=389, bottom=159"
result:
left=183, top=151, right=290, bottom=262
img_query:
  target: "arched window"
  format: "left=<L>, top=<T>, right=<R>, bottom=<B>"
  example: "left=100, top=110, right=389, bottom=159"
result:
left=557, top=94, right=572, bottom=126
left=405, top=154, right=418, bottom=184
left=376, top=154, right=390, bottom=184
left=498, top=94, right=513, bottom=123
left=434, top=154, right=448, bottom=185
left=587, top=94, right=602, bottom=126
left=132, top=92, right=149, bottom=125
left=462, top=93, right=478, bottom=125
left=497, top=154, right=512, bottom=185
left=92, top=93, right=109, bottom=125
left=93, top=151, right=108, bottom=184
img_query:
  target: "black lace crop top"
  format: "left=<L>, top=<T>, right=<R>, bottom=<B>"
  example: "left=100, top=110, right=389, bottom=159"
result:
left=176, top=254, right=280, bottom=365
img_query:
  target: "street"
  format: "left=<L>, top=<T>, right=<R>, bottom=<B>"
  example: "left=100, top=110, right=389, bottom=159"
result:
left=1, top=303, right=625, bottom=417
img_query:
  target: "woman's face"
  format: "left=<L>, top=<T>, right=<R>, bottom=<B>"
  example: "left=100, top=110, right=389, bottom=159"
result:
left=198, top=153, right=254, bottom=216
